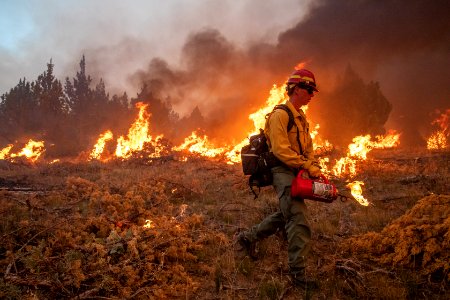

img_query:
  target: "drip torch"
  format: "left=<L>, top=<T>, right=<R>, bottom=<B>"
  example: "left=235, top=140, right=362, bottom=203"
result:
left=291, top=170, right=351, bottom=203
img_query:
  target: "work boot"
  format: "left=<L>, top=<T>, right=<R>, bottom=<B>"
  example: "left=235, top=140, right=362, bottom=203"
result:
left=236, top=232, right=257, bottom=259
left=290, top=268, right=319, bottom=290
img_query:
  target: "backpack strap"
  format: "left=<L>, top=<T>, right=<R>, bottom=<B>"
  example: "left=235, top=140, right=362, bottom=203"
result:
left=273, top=104, right=295, bottom=132
left=248, top=175, right=260, bottom=199
left=272, top=104, right=304, bottom=156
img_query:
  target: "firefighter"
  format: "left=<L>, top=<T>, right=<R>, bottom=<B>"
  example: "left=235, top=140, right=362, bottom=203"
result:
left=237, top=69, right=321, bottom=289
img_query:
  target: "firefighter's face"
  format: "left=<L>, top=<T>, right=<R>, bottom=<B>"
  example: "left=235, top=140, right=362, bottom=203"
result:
left=295, top=86, right=314, bottom=107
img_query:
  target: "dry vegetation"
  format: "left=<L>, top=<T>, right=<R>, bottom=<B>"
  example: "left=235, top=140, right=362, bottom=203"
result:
left=0, top=148, right=449, bottom=299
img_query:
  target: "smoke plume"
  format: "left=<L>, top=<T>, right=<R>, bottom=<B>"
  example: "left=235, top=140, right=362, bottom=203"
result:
left=131, top=0, right=450, bottom=146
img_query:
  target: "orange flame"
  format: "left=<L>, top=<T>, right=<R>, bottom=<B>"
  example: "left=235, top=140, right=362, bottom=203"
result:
left=4, top=140, right=46, bottom=162
left=347, top=181, right=369, bottom=206
left=89, top=102, right=165, bottom=160
left=116, top=102, right=152, bottom=158
left=427, top=130, right=447, bottom=149
left=173, top=132, right=226, bottom=157
left=225, top=84, right=288, bottom=163
left=331, top=130, right=400, bottom=177
left=295, top=62, right=307, bottom=70
left=323, top=131, right=400, bottom=205
left=311, top=124, right=333, bottom=153
left=0, top=144, right=13, bottom=160
left=427, top=108, right=449, bottom=150
left=143, top=220, right=152, bottom=229
left=89, top=130, right=113, bottom=160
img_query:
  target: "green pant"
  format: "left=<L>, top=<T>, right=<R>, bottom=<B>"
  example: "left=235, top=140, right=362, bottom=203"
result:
left=244, top=165, right=311, bottom=271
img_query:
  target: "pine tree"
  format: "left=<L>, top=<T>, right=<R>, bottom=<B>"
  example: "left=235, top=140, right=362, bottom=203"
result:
left=0, top=78, right=39, bottom=141
left=64, top=55, right=98, bottom=152
left=34, top=59, right=67, bottom=133
left=34, top=59, right=66, bottom=116
left=66, top=55, right=92, bottom=117
left=318, top=65, right=392, bottom=146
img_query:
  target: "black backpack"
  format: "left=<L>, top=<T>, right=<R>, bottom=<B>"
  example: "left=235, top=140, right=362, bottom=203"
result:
left=240, top=104, right=297, bottom=198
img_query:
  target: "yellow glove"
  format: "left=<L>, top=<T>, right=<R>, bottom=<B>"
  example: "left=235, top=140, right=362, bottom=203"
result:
left=307, top=165, right=322, bottom=178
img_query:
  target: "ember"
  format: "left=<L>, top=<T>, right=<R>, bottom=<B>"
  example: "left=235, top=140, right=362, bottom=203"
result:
left=143, top=219, right=152, bottom=229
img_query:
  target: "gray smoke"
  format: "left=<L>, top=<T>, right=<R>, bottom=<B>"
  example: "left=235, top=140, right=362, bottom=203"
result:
left=271, top=0, right=450, bottom=145
left=131, top=0, right=449, bottom=146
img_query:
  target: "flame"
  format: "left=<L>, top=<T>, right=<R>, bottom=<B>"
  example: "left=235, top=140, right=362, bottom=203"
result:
left=143, top=220, right=152, bottom=229
left=173, top=132, right=226, bottom=157
left=116, top=102, right=153, bottom=158
left=0, top=144, right=13, bottom=159
left=225, top=84, right=288, bottom=163
left=331, top=130, right=400, bottom=177
left=89, top=102, right=165, bottom=160
left=248, top=85, right=288, bottom=134
left=89, top=130, right=113, bottom=160
left=311, top=124, right=333, bottom=153
left=427, top=109, right=449, bottom=150
left=347, top=181, right=369, bottom=206
left=427, top=130, right=447, bottom=149
left=332, top=157, right=357, bottom=177
left=224, top=81, right=332, bottom=164
left=7, top=140, right=45, bottom=162
left=225, top=139, right=250, bottom=164
left=324, top=131, right=400, bottom=204
left=295, top=62, right=307, bottom=70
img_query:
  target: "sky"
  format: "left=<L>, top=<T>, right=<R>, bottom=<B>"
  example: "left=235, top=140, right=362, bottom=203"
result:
left=0, top=0, right=309, bottom=96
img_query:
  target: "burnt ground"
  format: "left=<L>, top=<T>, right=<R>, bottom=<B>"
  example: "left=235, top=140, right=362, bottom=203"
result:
left=0, top=148, right=449, bottom=299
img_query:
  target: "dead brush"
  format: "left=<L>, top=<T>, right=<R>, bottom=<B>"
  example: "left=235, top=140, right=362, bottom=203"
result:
left=335, top=258, right=397, bottom=297
left=1, top=148, right=448, bottom=299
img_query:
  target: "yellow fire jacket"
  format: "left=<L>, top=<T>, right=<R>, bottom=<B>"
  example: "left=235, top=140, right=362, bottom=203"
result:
left=264, top=100, right=315, bottom=169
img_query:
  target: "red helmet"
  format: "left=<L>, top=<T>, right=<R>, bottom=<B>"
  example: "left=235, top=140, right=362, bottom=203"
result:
left=286, top=69, right=318, bottom=92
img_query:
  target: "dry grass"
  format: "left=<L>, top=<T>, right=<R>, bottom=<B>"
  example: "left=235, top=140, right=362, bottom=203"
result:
left=0, top=148, right=449, bottom=299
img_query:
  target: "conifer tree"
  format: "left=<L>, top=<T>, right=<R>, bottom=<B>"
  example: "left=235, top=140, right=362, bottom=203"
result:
left=66, top=55, right=92, bottom=117
left=33, top=60, right=67, bottom=143
left=0, top=78, right=38, bottom=141
left=317, top=65, right=392, bottom=146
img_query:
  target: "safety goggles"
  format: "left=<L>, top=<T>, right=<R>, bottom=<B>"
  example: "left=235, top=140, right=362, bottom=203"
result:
left=299, top=85, right=315, bottom=95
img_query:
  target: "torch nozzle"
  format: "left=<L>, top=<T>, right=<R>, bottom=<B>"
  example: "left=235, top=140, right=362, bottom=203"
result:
left=336, top=192, right=352, bottom=203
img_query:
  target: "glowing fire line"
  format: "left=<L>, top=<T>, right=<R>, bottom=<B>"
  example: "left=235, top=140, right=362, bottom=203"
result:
left=89, top=130, right=113, bottom=160
left=89, top=102, right=165, bottom=160
left=0, top=140, right=45, bottom=162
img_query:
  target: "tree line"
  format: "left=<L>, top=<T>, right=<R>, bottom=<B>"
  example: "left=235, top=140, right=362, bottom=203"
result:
left=0, top=56, right=204, bottom=158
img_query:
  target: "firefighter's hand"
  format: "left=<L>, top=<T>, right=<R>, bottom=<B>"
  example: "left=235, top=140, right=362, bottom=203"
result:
left=307, top=165, right=322, bottom=178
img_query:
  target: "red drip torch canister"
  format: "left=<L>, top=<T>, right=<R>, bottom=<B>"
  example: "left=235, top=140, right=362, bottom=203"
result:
left=291, top=170, right=338, bottom=203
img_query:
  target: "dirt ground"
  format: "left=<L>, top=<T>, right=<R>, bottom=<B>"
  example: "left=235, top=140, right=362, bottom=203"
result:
left=0, top=148, right=449, bottom=299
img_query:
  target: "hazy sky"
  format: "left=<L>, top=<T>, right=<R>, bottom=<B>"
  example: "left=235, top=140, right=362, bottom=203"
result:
left=0, top=0, right=310, bottom=95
